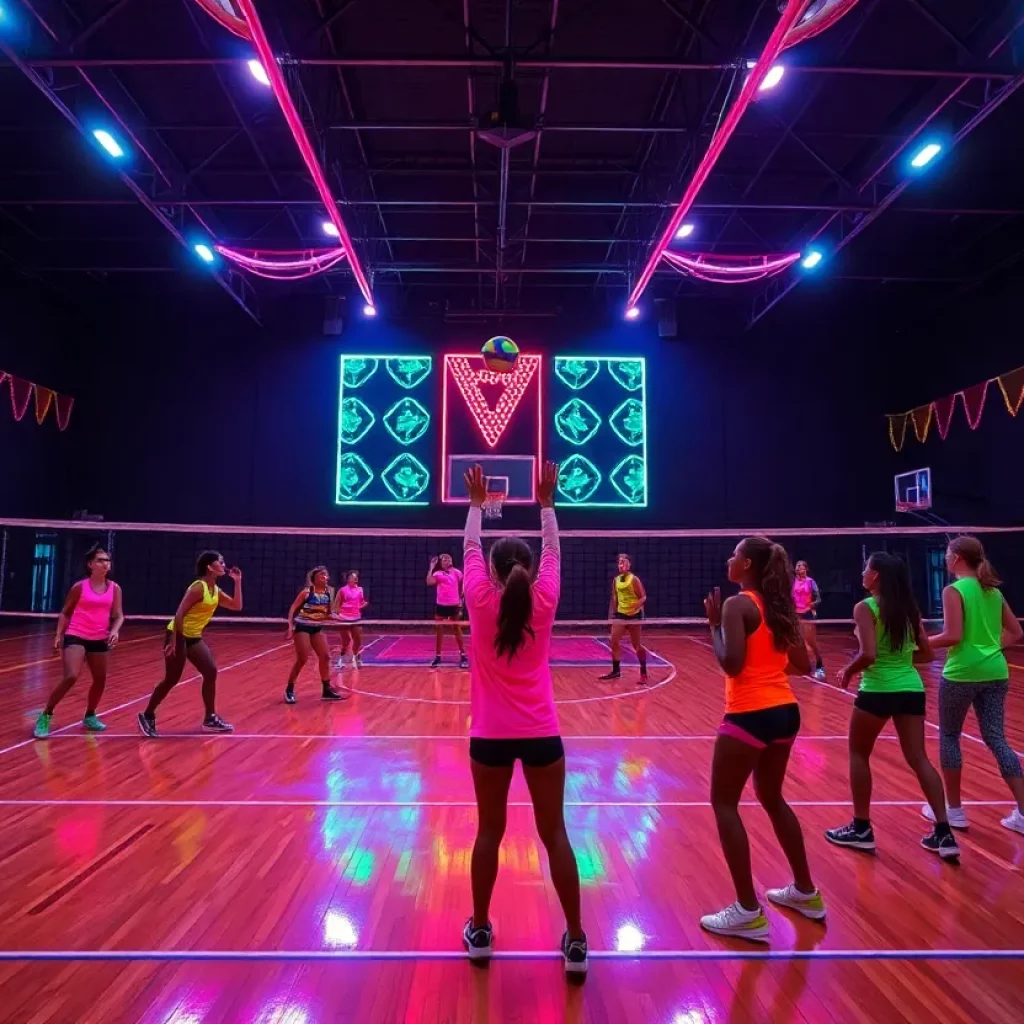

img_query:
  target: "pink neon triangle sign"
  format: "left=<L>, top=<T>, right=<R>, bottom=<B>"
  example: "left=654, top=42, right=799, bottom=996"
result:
left=449, top=355, right=540, bottom=448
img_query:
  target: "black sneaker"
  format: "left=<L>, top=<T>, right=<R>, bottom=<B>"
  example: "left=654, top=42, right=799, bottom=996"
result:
left=459, top=654, right=469, bottom=669
left=284, top=688, right=297, bottom=705
left=462, top=918, right=493, bottom=961
left=921, top=828, right=961, bottom=860
left=825, top=821, right=876, bottom=852
left=430, top=656, right=442, bottom=669
left=598, top=671, right=620, bottom=682
left=137, top=712, right=158, bottom=738
left=202, top=714, right=234, bottom=733
left=321, top=686, right=350, bottom=701
left=561, top=931, right=588, bottom=976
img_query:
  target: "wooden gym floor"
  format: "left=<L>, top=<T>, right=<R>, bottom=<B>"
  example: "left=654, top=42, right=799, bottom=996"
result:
left=0, top=623, right=1021, bottom=1023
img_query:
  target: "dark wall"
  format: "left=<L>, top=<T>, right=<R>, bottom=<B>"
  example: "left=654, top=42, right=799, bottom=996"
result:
left=57, top=292, right=892, bottom=531
left=0, top=281, right=79, bottom=518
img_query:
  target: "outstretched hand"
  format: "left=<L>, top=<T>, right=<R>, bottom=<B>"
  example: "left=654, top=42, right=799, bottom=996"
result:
left=464, top=465, right=487, bottom=508
left=537, top=461, right=560, bottom=508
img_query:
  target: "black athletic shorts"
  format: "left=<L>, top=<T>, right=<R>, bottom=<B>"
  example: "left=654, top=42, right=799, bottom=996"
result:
left=166, top=629, right=203, bottom=650
left=63, top=635, right=109, bottom=655
left=435, top=604, right=462, bottom=620
left=614, top=610, right=644, bottom=621
left=854, top=690, right=926, bottom=718
left=720, top=703, right=801, bottom=749
left=294, top=622, right=324, bottom=636
left=798, top=611, right=817, bottom=621
left=469, top=736, right=565, bottom=768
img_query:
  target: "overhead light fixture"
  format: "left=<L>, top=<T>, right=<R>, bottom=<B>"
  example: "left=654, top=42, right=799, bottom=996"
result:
left=759, top=64, right=786, bottom=91
left=194, top=243, right=216, bottom=264
left=362, top=304, right=377, bottom=317
left=910, top=142, right=942, bottom=169
left=91, top=129, right=125, bottom=159
left=625, top=306, right=641, bottom=321
left=322, top=220, right=340, bottom=238
left=247, top=59, right=271, bottom=87
left=801, top=249, right=823, bottom=270
left=675, top=222, right=695, bottom=240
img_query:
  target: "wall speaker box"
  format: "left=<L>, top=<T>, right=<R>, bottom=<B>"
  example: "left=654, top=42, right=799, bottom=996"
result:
left=655, top=298, right=677, bottom=339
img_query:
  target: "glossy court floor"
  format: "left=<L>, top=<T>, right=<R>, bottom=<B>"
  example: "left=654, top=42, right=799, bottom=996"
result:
left=0, top=623, right=1022, bottom=1023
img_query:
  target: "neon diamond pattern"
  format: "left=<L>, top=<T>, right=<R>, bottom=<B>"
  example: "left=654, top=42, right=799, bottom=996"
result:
left=611, top=455, right=646, bottom=504
left=342, top=357, right=379, bottom=389
left=607, top=359, right=644, bottom=392
left=386, top=357, right=432, bottom=389
left=609, top=398, right=645, bottom=447
left=555, top=398, right=601, bottom=445
left=384, top=397, right=430, bottom=446
left=557, top=454, right=602, bottom=503
left=382, top=453, right=430, bottom=501
left=448, top=354, right=541, bottom=448
left=340, top=396, right=375, bottom=445
left=337, top=452, right=374, bottom=501
left=554, top=358, right=600, bottom=391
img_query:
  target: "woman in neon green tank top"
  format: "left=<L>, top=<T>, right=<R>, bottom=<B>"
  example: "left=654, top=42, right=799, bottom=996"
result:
left=825, top=553, right=958, bottom=858
left=927, top=536, right=1024, bottom=836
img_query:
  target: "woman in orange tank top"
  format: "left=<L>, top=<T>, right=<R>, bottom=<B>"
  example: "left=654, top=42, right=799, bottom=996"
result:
left=700, top=536, right=825, bottom=943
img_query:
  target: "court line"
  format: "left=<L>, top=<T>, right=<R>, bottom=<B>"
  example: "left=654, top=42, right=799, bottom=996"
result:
left=0, top=635, right=154, bottom=678
left=0, top=642, right=292, bottom=759
left=0, top=798, right=1011, bottom=809
left=24, top=732, right=911, bottom=742
left=0, top=948, right=1020, bottom=963
left=0, top=630, right=50, bottom=644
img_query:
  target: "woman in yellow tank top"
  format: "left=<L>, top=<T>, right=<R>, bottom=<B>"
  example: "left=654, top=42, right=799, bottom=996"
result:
left=137, top=550, right=243, bottom=737
left=599, top=554, right=648, bottom=685
left=700, top=536, right=824, bottom=943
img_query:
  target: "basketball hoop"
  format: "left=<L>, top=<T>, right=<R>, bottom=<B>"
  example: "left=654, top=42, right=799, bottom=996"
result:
left=482, top=491, right=506, bottom=520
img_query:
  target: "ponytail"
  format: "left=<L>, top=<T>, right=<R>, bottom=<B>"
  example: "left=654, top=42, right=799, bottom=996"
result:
left=740, top=536, right=802, bottom=650
left=949, top=535, right=1002, bottom=590
left=495, top=563, right=534, bottom=659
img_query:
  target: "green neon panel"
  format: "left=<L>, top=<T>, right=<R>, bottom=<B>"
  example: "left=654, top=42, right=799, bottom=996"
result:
left=336, top=354, right=433, bottom=506
left=610, top=455, right=646, bottom=504
left=382, top=453, right=430, bottom=502
left=386, top=357, right=432, bottom=389
left=554, top=397, right=602, bottom=446
left=607, top=359, right=644, bottom=392
left=553, top=357, right=601, bottom=391
left=609, top=398, right=644, bottom=448
left=384, top=397, right=431, bottom=446
left=557, top=454, right=602, bottom=503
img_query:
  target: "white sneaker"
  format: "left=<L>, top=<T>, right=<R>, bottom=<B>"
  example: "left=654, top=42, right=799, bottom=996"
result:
left=922, top=803, right=969, bottom=830
left=765, top=884, right=826, bottom=921
left=1001, top=809, right=1024, bottom=835
left=812, top=667, right=826, bottom=681
left=699, top=902, right=769, bottom=943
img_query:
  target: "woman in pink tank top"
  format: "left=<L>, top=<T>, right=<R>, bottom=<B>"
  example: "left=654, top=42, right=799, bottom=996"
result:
left=33, top=544, right=124, bottom=739
left=460, top=462, right=588, bottom=976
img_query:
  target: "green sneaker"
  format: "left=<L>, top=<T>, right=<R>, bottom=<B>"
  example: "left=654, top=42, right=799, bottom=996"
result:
left=83, top=714, right=106, bottom=732
left=33, top=712, right=53, bottom=739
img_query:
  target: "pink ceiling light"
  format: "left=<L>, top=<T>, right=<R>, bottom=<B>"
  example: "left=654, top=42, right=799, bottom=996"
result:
left=216, top=246, right=349, bottom=280
left=626, top=0, right=813, bottom=312
left=192, top=0, right=251, bottom=39
left=783, top=0, right=862, bottom=50
left=234, top=0, right=374, bottom=305
left=662, top=250, right=801, bottom=284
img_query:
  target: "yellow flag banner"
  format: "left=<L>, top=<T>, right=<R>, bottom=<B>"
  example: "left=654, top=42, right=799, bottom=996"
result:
left=887, top=363, right=1022, bottom=446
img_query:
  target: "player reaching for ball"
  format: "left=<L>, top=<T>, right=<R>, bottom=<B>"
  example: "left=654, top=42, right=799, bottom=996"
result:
left=426, top=554, right=468, bottom=668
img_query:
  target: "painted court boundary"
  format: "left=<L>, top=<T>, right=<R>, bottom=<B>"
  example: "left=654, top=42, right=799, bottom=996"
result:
left=0, top=948, right=1021, bottom=963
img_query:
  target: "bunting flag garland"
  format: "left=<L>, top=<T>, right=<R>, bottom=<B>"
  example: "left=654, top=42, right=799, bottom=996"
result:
left=886, top=362, right=1024, bottom=447
left=0, top=370, right=74, bottom=430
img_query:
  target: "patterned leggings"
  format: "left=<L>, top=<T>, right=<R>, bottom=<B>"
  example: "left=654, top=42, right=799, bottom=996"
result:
left=939, top=679, right=1023, bottom=778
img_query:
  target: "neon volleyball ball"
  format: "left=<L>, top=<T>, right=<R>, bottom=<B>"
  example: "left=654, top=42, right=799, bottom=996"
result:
left=481, top=336, right=519, bottom=374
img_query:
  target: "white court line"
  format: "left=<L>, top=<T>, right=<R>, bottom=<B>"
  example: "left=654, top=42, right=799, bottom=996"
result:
left=0, top=948, right=1020, bottom=963
left=25, top=732, right=908, bottom=742
left=0, top=642, right=292, bottom=759
left=0, top=798, right=1011, bottom=809
left=0, top=630, right=50, bottom=644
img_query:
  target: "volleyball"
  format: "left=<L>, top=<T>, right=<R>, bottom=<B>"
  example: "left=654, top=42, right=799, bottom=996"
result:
left=481, top=336, right=519, bottom=374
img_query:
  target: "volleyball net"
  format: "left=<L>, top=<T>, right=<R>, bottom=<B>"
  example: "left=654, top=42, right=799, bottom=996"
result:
left=1, top=518, right=1022, bottom=626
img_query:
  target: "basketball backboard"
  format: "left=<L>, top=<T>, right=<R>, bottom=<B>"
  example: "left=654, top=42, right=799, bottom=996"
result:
left=895, top=467, right=932, bottom=512
left=441, top=352, right=542, bottom=503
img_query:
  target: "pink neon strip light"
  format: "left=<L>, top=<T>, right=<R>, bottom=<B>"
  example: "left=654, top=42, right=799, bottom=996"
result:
left=216, top=245, right=349, bottom=280
left=627, top=0, right=813, bottom=310
left=234, top=0, right=374, bottom=306
left=783, top=0, right=861, bottom=51
left=662, top=250, right=800, bottom=283
left=192, top=0, right=250, bottom=40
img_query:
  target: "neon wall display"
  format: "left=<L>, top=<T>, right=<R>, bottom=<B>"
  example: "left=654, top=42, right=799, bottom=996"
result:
left=550, top=357, right=647, bottom=507
left=335, top=355, right=433, bottom=506
left=335, top=350, right=648, bottom=510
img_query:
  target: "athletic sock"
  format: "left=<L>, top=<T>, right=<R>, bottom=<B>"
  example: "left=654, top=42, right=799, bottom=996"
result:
left=934, top=821, right=953, bottom=838
left=612, top=659, right=620, bottom=673
left=85, top=708, right=96, bottom=718
left=853, top=817, right=871, bottom=832
left=638, top=656, right=647, bottom=671
left=815, top=658, right=823, bottom=670
left=321, top=679, right=332, bottom=691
